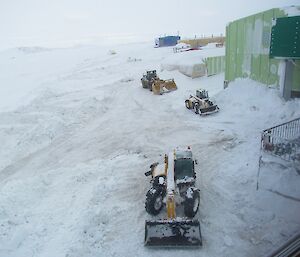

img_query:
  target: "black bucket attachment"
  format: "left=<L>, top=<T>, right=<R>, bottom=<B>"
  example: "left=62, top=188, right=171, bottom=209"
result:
left=199, top=105, right=219, bottom=115
left=144, top=219, right=202, bottom=247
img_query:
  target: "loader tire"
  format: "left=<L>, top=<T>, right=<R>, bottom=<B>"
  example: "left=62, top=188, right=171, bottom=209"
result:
left=184, top=188, right=200, bottom=218
left=152, top=175, right=166, bottom=189
left=145, top=187, right=165, bottom=215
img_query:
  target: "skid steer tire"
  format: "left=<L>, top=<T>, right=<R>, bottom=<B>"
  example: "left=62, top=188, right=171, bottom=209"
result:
left=185, top=100, right=191, bottom=109
left=145, top=187, right=165, bottom=215
left=184, top=188, right=200, bottom=218
left=194, top=103, right=199, bottom=114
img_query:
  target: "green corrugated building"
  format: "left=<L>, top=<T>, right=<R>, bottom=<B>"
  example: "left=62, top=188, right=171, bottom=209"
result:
left=225, top=6, right=300, bottom=99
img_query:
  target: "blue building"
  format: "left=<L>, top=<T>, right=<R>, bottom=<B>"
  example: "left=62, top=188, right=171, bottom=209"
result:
left=155, top=36, right=181, bottom=47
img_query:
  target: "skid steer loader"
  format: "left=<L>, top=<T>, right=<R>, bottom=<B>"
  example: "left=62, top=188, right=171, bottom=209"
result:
left=144, top=148, right=202, bottom=247
left=141, top=70, right=177, bottom=95
left=185, top=89, right=219, bottom=115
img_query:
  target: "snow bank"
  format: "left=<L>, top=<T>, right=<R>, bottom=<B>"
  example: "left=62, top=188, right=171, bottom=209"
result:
left=17, top=47, right=52, bottom=54
left=201, top=42, right=222, bottom=49
left=216, top=79, right=300, bottom=130
left=161, top=47, right=225, bottom=78
left=281, top=5, right=300, bottom=17
left=173, top=42, right=191, bottom=53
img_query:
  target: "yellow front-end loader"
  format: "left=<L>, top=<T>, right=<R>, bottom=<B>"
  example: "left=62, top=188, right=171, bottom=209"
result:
left=144, top=149, right=202, bottom=247
left=141, top=70, right=177, bottom=95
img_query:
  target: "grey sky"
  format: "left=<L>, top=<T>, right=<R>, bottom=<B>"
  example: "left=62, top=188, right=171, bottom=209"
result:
left=0, top=0, right=299, bottom=49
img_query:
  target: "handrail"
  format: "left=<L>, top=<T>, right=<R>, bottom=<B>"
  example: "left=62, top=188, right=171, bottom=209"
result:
left=261, top=117, right=300, bottom=162
left=266, top=233, right=300, bottom=257
left=263, top=117, right=300, bottom=134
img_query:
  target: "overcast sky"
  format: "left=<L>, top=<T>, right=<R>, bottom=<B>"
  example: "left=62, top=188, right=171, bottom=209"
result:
left=0, top=0, right=299, bottom=49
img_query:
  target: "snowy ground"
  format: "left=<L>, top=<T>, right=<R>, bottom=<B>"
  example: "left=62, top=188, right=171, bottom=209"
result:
left=0, top=42, right=299, bottom=257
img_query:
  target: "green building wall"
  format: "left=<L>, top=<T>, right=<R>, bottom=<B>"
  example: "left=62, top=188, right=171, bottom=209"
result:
left=225, top=7, right=300, bottom=93
left=205, top=56, right=225, bottom=76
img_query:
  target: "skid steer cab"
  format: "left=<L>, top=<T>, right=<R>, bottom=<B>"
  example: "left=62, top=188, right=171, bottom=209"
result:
left=144, top=148, right=202, bottom=247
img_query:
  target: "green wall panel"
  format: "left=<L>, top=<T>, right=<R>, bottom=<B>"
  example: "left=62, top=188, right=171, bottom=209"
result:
left=225, top=7, right=300, bottom=92
left=225, top=29, right=230, bottom=78
left=260, top=55, right=270, bottom=84
left=236, top=19, right=245, bottom=78
left=225, top=26, right=230, bottom=80
left=229, top=21, right=237, bottom=81
left=205, top=56, right=225, bottom=76
left=268, top=58, right=280, bottom=85
left=292, top=60, right=300, bottom=90
left=250, top=55, right=260, bottom=81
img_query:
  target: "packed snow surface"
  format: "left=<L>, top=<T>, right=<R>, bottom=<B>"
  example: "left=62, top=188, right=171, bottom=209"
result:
left=0, top=42, right=299, bottom=257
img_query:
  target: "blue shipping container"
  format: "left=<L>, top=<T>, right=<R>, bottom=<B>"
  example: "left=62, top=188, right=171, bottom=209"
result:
left=155, top=36, right=180, bottom=47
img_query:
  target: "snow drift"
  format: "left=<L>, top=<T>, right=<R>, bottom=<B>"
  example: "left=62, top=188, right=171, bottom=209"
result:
left=161, top=47, right=225, bottom=78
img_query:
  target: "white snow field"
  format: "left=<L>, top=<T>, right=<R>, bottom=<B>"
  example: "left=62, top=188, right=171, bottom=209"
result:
left=0, top=42, right=299, bottom=257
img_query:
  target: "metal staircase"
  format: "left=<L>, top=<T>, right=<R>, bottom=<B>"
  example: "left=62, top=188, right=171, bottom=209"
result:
left=261, top=117, right=300, bottom=164
left=257, top=117, right=300, bottom=191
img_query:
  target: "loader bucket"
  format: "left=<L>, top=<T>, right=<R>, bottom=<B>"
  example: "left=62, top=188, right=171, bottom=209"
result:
left=152, top=79, right=177, bottom=95
left=163, top=80, right=177, bottom=92
left=152, top=82, right=163, bottom=95
left=199, top=105, right=219, bottom=115
left=144, top=219, right=202, bottom=247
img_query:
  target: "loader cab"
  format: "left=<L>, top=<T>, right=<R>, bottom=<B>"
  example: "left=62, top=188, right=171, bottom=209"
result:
left=146, top=70, right=157, bottom=80
left=174, top=150, right=195, bottom=180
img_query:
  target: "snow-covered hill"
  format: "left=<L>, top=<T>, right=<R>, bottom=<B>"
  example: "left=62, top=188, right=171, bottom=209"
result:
left=0, top=42, right=299, bottom=257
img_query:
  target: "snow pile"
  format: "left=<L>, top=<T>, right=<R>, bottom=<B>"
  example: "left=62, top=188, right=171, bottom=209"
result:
left=201, top=42, right=222, bottom=49
left=215, top=79, right=300, bottom=131
left=214, top=79, right=300, bottom=205
left=282, top=5, right=300, bottom=17
left=17, top=47, right=52, bottom=54
left=161, top=47, right=225, bottom=78
left=173, top=42, right=191, bottom=52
